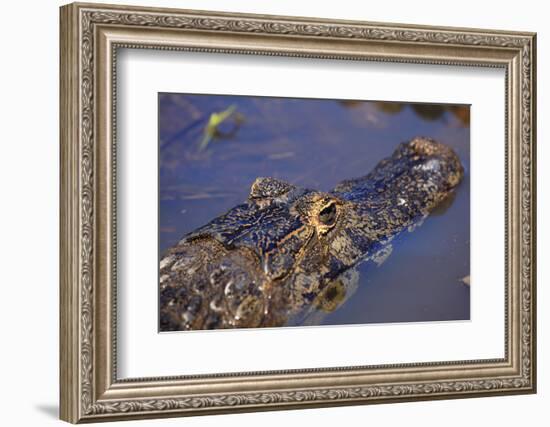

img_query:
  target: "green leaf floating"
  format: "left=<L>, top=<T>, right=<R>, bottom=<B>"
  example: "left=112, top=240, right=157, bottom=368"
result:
left=198, top=104, right=237, bottom=152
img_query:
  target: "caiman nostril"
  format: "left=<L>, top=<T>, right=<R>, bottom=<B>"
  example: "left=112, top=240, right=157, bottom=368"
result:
left=409, top=136, right=444, bottom=156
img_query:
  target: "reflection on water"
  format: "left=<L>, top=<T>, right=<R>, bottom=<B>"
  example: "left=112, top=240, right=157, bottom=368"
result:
left=159, top=94, right=470, bottom=325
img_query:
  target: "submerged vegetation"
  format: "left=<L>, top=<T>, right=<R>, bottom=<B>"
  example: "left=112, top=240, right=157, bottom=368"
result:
left=198, top=104, right=244, bottom=152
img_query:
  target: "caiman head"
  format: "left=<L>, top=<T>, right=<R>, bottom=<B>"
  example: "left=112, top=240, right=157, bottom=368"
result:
left=159, top=137, right=464, bottom=331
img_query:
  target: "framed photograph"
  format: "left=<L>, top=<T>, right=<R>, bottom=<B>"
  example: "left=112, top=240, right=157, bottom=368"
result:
left=60, top=2, right=537, bottom=423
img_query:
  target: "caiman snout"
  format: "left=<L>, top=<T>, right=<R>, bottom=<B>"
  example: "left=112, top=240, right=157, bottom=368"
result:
left=409, top=136, right=464, bottom=189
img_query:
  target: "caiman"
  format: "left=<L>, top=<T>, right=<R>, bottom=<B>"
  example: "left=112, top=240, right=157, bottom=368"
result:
left=159, top=137, right=464, bottom=331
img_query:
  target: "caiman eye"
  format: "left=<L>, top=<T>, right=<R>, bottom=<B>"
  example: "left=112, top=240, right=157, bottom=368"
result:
left=318, top=202, right=337, bottom=227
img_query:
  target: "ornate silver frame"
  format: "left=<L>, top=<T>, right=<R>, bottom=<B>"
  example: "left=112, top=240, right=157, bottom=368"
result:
left=60, top=2, right=537, bottom=423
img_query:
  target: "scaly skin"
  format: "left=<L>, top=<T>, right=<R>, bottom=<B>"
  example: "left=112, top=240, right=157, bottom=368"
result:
left=159, top=137, right=464, bottom=331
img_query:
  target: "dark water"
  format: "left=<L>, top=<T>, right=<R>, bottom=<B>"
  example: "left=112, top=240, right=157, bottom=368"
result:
left=159, top=93, right=470, bottom=325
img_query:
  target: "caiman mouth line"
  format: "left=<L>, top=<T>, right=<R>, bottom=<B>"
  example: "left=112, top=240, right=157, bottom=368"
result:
left=159, top=137, right=464, bottom=332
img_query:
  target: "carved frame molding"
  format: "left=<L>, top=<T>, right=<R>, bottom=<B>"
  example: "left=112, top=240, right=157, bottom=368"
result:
left=60, top=2, right=536, bottom=423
